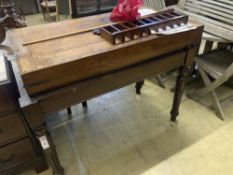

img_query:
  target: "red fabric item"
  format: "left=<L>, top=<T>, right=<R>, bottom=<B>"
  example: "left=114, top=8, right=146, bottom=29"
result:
left=110, top=0, right=144, bottom=21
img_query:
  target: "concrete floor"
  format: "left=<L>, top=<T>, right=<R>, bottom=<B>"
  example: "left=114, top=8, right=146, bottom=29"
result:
left=20, top=14, right=233, bottom=175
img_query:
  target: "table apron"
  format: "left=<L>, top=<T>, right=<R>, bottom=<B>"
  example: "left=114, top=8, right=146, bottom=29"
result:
left=37, top=49, right=187, bottom=115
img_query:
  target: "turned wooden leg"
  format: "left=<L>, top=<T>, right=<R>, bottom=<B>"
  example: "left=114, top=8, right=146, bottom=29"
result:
left=67, top=107, right=72, bottom=114
left=170, top=67, right=187, bottom=122
left=33, top=158, right=48, bottom=174
left=135, top=80, right=144, bottom=95
left=82, top=101, right=87, bottom=108
left=66, top=107, right=72, bottom=120
left=34, top=124, right=64, bottom=175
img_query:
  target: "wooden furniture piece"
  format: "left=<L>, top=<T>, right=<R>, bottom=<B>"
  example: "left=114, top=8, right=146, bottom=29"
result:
left=174, top=0, right=233, bottom=42
left=1, top=0, right=78, bottom=117
left=0, top=2, right=78, bottom=174
left=0, top=52, right=48, bottom=175
left=0, top=0, right=26, bottom=43
left=189, top=49, right=233, bottom=120
left=174, top=0, right=233, bottom=119
left=100, top=9, right=188, bottom=45
left=173, top=0, right=232, bottom=59
left=5, top=12, right=203, bottom=174
left=40, top=0, right=60, bottom=21
left=139, top=1, right=168, bottom=90
left=66, top=101, right=88, bottom=120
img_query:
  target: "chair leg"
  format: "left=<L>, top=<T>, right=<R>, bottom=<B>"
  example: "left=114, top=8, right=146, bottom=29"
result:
left=135, top=80, right=144, bottom=95
left=210, top=90, right=225, bottom=120
left=155, top=75, right=165, bottom=88
left=198, top=65, right=225, bottom=120
left=66, top=101, right=87, bottom=120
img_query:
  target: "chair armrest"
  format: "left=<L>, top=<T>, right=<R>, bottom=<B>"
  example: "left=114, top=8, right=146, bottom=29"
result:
left=202, top=32, right=231, bottom=43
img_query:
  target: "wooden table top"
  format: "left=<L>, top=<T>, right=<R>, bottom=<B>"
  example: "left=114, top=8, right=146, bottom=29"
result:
left=6, top=11, right=203, bottom=96
left=7, top=12, right=200, bottom=75
left=8, top=13, right=114, bottom=75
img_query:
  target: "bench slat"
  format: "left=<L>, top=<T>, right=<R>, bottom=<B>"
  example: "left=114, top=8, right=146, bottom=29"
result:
left=201, top=0, right=233, bottom=11
left=175, top=8, right=233, bottom=41
left=216, top=0, right=233, bottom=6
left=178, top=0, right=187, bottom=9
left=184, top=5, right=233, bottom=25
left=175, top=7, right=232, bottom=32
left=177, top=0, right=233, bottom=41
left=187, top=0, right=232, bottom=15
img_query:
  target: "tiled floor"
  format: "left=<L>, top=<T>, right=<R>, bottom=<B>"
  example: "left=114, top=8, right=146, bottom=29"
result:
left=19, top=14, right=233, bottom=175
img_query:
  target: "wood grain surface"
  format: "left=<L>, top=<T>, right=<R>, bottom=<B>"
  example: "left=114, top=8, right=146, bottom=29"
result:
left=6, top=13, right=203, bottom=96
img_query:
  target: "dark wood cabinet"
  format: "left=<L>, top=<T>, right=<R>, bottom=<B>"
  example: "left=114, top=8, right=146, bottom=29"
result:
left=0, top=139, right=37, bottom=172
left=0, top=86, right=15, bottom=115
left=0, top=113, right=27, bottom=146
left=0, top=55, right=48, bottom=175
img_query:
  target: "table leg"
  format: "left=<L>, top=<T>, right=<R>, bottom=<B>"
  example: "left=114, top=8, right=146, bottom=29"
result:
left=67, top=107, right=72, bottom=120
left=170, top=67, right=187, bottom=122
left=82, top=101, right=88, bottom=108
left=135, top=80, right=144, bottom=95
left=34, top=124, right=64, bottom=175
left=67, top=107, right=72, bottom=115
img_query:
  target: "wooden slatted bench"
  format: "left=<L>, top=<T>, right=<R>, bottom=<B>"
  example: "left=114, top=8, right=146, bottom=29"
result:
left=174, top=0, right=233, bottom=43
left=173, top=0, right=233, bottom=119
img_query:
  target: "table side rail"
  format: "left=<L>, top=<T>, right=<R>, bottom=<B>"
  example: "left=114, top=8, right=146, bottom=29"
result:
left=38, top=50, right=187, bottom=114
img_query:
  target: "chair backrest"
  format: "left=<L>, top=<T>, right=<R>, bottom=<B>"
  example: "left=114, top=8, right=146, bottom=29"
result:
left=177, top=0, right=233, bottom=41
left=143, top=0, right=166, bottom=10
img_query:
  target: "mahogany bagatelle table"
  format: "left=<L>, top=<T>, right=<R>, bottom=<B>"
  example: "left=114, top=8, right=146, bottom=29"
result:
left=5, top=11, right=203, bottom=174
